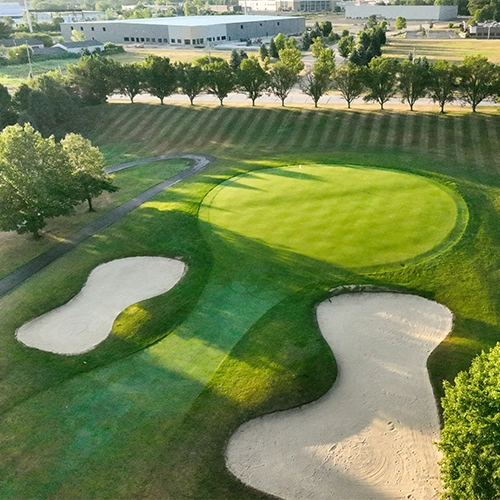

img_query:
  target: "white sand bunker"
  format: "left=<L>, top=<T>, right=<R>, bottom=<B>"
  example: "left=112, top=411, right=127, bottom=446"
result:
left=16, top=257, right=186, bottom=355
left=226, top=292, right=453, bottom=500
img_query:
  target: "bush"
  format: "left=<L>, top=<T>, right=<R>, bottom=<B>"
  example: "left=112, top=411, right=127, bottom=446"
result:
left=439, top=343, right=500, bottom=499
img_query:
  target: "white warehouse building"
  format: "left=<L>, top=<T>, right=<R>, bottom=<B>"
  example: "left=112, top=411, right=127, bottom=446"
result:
left=61, top=15, right=306, bottom=46
left=344, top=3, right=458, bottom=20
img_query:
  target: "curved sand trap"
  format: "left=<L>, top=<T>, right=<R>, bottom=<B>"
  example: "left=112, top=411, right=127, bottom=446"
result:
left=226, top=292, right=453, bottom=500
left=16, top=257, right=186, bottom=355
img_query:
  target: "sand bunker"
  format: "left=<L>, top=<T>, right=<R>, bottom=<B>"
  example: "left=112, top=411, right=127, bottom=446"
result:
left=226, top=292, right=453, bottom=500
left=16, top=257, right=186, bottom=355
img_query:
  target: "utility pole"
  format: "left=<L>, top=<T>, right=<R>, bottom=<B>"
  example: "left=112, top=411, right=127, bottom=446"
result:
left=26, top=42, right=33, bottom=79
left=23, top=0, right=33, bottom=33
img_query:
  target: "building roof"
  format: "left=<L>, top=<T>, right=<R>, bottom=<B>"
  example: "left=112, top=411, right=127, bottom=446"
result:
left=62, top=14, right=301, bottom=28
left=0, top=38, right=45, bottom=47
left=56, top=40, right=105, bottom=48
left=0, top=2, right=23, bottom=17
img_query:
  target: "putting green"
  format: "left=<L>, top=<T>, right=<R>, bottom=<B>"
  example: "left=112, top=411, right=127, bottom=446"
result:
left=200, top=165, right=467, bottom=269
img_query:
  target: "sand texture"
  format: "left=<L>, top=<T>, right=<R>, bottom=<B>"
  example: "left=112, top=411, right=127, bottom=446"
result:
left=16, top=257, right=186, bottom=355
left=226, top=292, right=453, bottom=500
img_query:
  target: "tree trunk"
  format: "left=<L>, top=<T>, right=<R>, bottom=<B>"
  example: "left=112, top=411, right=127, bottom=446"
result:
left=252, top=98, right=256, bottom=106
left=87, top=196, right=95, bottom=212
left=219, top=97, right=224, bottom=106
left=190, top=96, right=194, bottom=105
left=347, top=100, right=351, bottom=109
left=160, top=96, right=164, bottom=105
left=440, top=103, right=445, bottom=114
left=31, top=229, right=41, bottom=240
left=472, top=102, right=477, bottom=112
left=130, top=95, right=134, bottom=103
left=281, top=97, right=285, bottom=107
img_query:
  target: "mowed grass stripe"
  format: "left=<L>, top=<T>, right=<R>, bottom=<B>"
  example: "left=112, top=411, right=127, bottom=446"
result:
left=350, top=111, right=369, bottom=149
left=367, top=113, right=383, bottom=147
left=117, top=105, right=155, bottom=143
left=386, top=112, right=402, bottom=149
left=426, top=114, right=440, bottom=155
left=300, top=109, right=328, bottom=149
left=147, top=106, right=185, bottom=153
left=285, top=109, right=311, bottom=149
left=237, top=108, right=274, bottom=146
left=318, top=111, right=342, bottom=148
left=164, top=107, right=206, bottom=150
left=436, top=115, right=447, bottom=158
left=215, top=107, right=259, bottom=151
left=334, top=112, right=355, bottom=148
left=179, top=107, right=216, bottom=150
left=376, top=113, right=392, bottom=148
left=402, top=113, right=415, bottom=149
left=419, top=113, right=431, bottom=152
left=98, top=105, right=139, bottom=144
left=453, top=116, right=466, bottom=165
left=315, top=110, right=334, bottom=148
left=272, top=108, right=301, bottom=149
left=262, top=108, right=291, bottom=150
left=197, top=107, right=240, bottom=150
left=250, top=108, right=286, bottom=150
left=484, top=117, right=500, bottom=172
left=461, top=115, right=476, bottom=165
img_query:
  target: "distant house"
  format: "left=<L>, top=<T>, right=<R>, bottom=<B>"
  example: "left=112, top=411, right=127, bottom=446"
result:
left=0, top=38, right=45, bottom=49
left=52, top=40, right=105, bottom=53
left=0, top=2, right=24, bottom=25
left=468, top=22, right=500, bottom=39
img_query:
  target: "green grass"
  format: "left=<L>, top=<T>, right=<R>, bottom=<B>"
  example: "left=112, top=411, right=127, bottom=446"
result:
left=201, top=165, right=466, bottom=269
left=0, top=104, right=499, bottom=498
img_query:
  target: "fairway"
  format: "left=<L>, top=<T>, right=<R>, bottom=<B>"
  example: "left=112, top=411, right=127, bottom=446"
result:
left=201, top=165, right=466, bottom=269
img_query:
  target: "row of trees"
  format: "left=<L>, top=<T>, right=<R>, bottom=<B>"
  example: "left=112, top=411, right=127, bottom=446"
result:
left=65, top=49, right=500, bottom=112
left=0, top=123, right=116, bottom=238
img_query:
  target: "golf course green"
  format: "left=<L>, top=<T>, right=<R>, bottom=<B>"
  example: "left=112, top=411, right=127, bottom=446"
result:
left=201, top=165, right=467, bottom=269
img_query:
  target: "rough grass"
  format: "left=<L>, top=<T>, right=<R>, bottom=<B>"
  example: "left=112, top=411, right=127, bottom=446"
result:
left=0, top=103, right=499, bottom=498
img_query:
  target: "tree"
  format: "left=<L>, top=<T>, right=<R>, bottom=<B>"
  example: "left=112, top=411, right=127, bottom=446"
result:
left=143, top=55, right=177, bottom=105
left=61, top=133, right=117, bottom=212
left=333, top=62, right=366, bottom=108
left=204, top=60, right=235, bottom=106
left=238, top=56, right=268, bottom=106
left=338, top=35, right=355, bottom=59
left=0, top=124, right=76, bottom=238
left=0, top=84, right=17, bottom=131
left=14, top=72, right=80, bottom=138
left=268, top=62, right=299, bottom=106
left=269, top=37, right=279, bottom=58
left=259, top=43, right=269, bottom=61
left=176, top=62, right=205, bottom=105
left=278, top=45, right=304, bottom=74
left=439, top=343, right=500, bottom=499
left=319, top=20, right=333, bottom=37
left=363, top=56, right=398, bottom=110
left=427, top=60, right=458, bottom=113
left=69, top=55, right=120, bottom=105
left=395, top=16, right=407, bottom=29
left=457, top=55, right=499, bottom=112
left=301, top=45, right=335, bottom=107
left=274, top=32, right=288, bottom=52
left=468, top=0, right=500, bottom=21
left=398, top=57, right=430, bottom=111
left=0, top=19, right=12, bottom=38
left=116, top=62, right=144, bottom=103
left=300, top=29, right=312, bottom=51
left=71, top=28, right=85, bottom=42
left=229, top=49, right=247, bottom=70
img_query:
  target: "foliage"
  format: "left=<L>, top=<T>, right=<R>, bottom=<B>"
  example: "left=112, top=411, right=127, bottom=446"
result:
left=300, top=29, right=312, bottom=51
left=350, top=21, right=387, bottom=66
left=7, top=45, right=32, bottom=64
left=259, top=43, right=269, bottom=61
left=14, top=72, right=80, bottom=138
left=338, top=35, right=355, bottom=59
left=278, top=45, right=304, bottom=74
left=457, top=54, right=499, bottom=111
left=116, top=62, right=144, bottom=104
left=468, top=0, right=500, bottom=21
left=301, top=44, right=335, bottom=107
left=69, top=55, right=120, bottom=105
left=143, top=54, right=177, bottom=105
left=395, top=16, right=407, bottom=29
left=237, top=56, right=268, bottom=106
left=319, top=20, right=333, bottom=37
left=175, top=61, right=205, bottom=105
left=333, top=61, right=366, bottom=108
left=0, top=124, right=75, bottom=237
left=0, top=84, right=17, bottom=130
left=268, top=62, right=299, bottom=106
left=398, top=57, right=430, bottom=110
left=229, top=49, right=248, bottom=70
left=274, top=32, right=288, bottom=52
left=61, top=133, right=117, bottom=211
left=71, top=29, right=85, bottom=42
left=363, top=56, right=398, bottom=109
left=269, top=37, right=279, bottom=58
left=203, top=60, right=234, bottom=106
left=439, top=344, right=500, bottom=500
left=427, top=59, right=458, bottom=113
left=0, top=19, right=13, bottom=38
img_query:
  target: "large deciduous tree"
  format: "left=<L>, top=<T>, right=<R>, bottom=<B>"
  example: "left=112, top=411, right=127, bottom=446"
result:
left=333, top=62, right=366, bottom=108
left=176, top=62, right=205, bottom=105
left=468, top=0, right=500, bottom=21
left=363, top=56, right=398, bottom=110
left=439, top=343, right=500, bottom=500
left=457, top=55, right=499, bottom=112
left=237, top=56, right=268, bottom=106
left=143, top=55, right=177, bottom=105
left=398, top=57, right=430, bottom=111
left=0, top=84, right=17, bottom=131
left=61, top=133, right=117, bottom=212
left=300, top=44, right=335, bottom=107
left=0, top=124, right=75, bottom=238
left=204, top=60, right=235, bottom=106
left=427, top=60, right=458, bottom=113
left=117, top=62, right=144, bottom=104
left=69, top=55, right=120, bottom=105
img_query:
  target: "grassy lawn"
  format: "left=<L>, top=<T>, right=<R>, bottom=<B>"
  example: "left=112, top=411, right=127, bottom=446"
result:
left=383, top=37, right=500, bottom=63
left=0, top=104, right=499, bottom=498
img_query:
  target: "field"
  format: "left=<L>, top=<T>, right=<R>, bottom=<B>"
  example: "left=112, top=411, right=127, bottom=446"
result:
left=0, top=103, right=499, bottom=498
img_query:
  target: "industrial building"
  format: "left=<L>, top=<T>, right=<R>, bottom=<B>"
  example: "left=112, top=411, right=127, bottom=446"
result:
left=344, top=3, right=458, bottom=20
left=468, top=22, right=500, bottom=39
left=240, top=0, right=336, bottom=12
left=60, top=15, right=306, bottom=46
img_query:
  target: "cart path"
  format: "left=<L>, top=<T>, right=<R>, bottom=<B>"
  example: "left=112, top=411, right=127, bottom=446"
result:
left=0, top=153, right=213, bottom=298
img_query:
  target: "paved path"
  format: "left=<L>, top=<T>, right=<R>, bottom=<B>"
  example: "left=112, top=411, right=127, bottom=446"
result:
left=0, top=154, right=213, bottom=298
